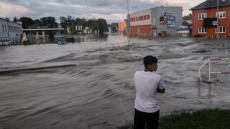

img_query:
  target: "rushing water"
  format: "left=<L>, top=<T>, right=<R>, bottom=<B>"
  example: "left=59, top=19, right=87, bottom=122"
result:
left=0, top=33, right=230, bottom=129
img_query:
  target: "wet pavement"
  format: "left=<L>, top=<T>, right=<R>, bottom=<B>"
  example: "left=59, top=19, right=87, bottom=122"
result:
left=0, top=33, right=230, bottom=129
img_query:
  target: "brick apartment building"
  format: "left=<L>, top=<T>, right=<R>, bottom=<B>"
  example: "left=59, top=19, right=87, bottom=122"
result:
left=190, top=0, right=230, bottom=37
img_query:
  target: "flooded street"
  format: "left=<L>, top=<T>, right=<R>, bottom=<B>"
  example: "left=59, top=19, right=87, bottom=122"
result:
left=1, top=33, right=230, bottom=129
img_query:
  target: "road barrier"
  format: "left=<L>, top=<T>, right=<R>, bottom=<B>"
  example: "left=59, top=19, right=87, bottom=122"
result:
left=198, top=58, right=230, bottom=82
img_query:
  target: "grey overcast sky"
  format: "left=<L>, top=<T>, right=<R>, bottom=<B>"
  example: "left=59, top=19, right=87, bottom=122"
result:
left=0, top=0, right=205, bottom=24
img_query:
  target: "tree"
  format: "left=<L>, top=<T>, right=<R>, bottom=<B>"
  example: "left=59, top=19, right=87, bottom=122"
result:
left=98, top=18, right=109, bottom=34
left=60, top=16, right=68, bottom=29
left=13, top=17, right=18, bottom=22
left=189, top=13, right=192, bottom=17
left=5, top=17, right=10, bottom=21
left=19, top=17, right=34, bottom=29
left=92, top=22, right=98, bottom=33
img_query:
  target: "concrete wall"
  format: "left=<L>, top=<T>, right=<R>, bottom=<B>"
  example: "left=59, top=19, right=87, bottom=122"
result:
left=130, top=9, right=151, bottom=26
left=0, top=19, right=9, bottom=40
left=152, top=7, right=183, bottom=36
left=0, top=18, right=22, bottom=41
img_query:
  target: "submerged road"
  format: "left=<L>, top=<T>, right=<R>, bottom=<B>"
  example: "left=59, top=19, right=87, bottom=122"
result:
left=0, top=34, right=230, bottom=129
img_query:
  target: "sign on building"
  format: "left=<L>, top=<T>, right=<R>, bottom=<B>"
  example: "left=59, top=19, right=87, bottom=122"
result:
left=179, top=30, right=189, bottom=33
left=160, top=16, right=167, bottom=24
left=167, top=16, right=176, bottom=28
left=162, top=12, right=172, bottom=16
left=167, top=24, right=175, bottom=28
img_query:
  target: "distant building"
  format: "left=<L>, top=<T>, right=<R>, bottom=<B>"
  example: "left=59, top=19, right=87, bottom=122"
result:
left=182, top=16, right=192, bottom=24
left=129, top=6, right=182, bottom=37
left=190, top=0, right=230, bottom=37
left=118, top=22, right=127, bottom=32
left=0, top=18, right=22, bottom=42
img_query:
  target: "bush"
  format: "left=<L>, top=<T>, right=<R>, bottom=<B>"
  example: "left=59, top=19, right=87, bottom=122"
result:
left=118, top=109, right=230, bottom=129
left=66, top=37, right=75, bottom=43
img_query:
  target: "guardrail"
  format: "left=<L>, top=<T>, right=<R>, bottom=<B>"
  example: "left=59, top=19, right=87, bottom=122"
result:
left=198, top=58, right=230, bottom=82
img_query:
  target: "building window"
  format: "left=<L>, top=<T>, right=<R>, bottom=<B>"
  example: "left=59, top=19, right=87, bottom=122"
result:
left=198, top=13, right=207, bottom=20
left=216, top=26, right=226, bottom=33
left=216, top=11, right=226, bottom=18
left=5, top=25, right=6, bottom=32
left=2, top=25, right=4, bottom=32
left=198, top=27, right=207, bottom=33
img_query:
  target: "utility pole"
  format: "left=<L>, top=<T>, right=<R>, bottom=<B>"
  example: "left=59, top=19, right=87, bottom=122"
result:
left=98, top=18, right=100, bottom=38
left=217, top=0, right=219, bottom=38
left=127, top=0, right=130, bottom=44
left=132, top=7, right=139, bottom=38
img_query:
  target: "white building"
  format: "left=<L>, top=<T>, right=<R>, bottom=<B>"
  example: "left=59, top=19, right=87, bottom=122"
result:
left=0, top=18, right=23, bottom=42
left=129, top=6, right=182, bottom=37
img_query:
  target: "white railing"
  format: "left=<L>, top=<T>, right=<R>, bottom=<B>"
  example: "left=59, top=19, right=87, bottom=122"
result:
left=198, top=58, right=230, bottom=82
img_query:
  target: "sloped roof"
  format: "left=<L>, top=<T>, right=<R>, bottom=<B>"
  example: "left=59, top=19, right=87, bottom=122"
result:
left=190, top=0, right=230, bottom=10
left=183, top=17, right=192, bottom=20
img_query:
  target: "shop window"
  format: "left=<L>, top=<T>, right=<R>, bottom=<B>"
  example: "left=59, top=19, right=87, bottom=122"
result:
left=198, top=13, right=207, bottom=20
left=216, top=26, right=226, bottom=33
left=198, top=27, right=207, bottom=33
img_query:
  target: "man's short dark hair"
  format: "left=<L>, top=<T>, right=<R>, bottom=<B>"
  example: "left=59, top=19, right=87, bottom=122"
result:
left=144, top=56, right=158, bottom=68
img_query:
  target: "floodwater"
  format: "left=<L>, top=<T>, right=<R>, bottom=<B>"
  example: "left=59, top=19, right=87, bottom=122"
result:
left=0, top=33, right=230, bottom=129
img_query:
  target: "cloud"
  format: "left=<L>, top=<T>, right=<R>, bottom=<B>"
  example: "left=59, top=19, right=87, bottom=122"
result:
left=0, top=0, right=192, bottom=23
left=0, top=2, right=37, bottom=17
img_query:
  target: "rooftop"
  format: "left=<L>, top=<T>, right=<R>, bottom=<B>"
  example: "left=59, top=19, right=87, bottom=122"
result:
left=183, top=17, right=192, bottom=20
left=0, top=17, right=22, bottom=25
left=130, top=6, right=182, bottom=15
left=190, top=0, right=230, bottom=10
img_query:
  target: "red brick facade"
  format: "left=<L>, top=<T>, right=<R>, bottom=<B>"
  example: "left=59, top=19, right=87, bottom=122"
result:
left=192, top=6, right=230, bottom=37
left=130, top=25, right=152, bottom=36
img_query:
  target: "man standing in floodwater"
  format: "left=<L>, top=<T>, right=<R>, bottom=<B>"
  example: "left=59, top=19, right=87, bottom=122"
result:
left=134, top=56, right=165, bottom=129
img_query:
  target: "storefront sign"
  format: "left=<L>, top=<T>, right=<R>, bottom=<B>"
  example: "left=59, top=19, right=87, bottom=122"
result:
left=167, top=16, right=175, bottom=28
left=167, top=24, right=175, bottom=28
left=160, top=16, right=167, bottom=24
left=162, top=12, right=172, bottom=16
left=167, top=21, right=175, bottom=24
left=38, top=26, right=48, bottom=28
left=179, top=30, right=189, bottom=33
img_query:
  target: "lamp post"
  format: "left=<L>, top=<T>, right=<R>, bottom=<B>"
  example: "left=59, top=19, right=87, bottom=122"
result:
left=217, top=0, right=219, bottom=38
left=131, top=6, right=139, bottom=38
left=127, top=0, right=130, bottom=44
left=98, top=18, right=100, bottom=38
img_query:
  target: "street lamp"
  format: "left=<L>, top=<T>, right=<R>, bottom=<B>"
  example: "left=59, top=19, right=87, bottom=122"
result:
left=98, top=18, right=100, bottom=38
left=132, top=6, right=139, bottom=38
left=217, top=0, right=219, bottom=38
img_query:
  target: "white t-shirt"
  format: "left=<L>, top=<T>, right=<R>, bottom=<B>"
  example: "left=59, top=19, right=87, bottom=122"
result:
left=134, top=71, right=165, bottom=113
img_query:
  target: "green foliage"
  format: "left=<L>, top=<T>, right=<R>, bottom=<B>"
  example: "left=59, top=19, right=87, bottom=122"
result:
left=49, top=32, right=54, bottom=39
left=92, top=22, right=98, bottom=33
left=66, top=38, right=75, bottom=43
left=13, top=17, right=18, bottom=22
left=98, top=18, right=109, bottom=34
left=33, top=17, right=58, bottom=28
left=118, top=109, right=230, bottom=129
left=19, top=17, right=34, bottom=29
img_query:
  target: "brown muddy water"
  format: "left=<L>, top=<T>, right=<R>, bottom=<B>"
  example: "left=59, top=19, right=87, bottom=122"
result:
left=0, top=33, right=230, bottom=129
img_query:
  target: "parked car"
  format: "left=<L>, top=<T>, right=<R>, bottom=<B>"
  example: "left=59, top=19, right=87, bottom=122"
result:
left=57, top=39, right=67, bottom=45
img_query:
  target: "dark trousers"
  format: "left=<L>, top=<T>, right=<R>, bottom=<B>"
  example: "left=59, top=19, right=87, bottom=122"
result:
left=134, top=109, right=160, bottom=129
